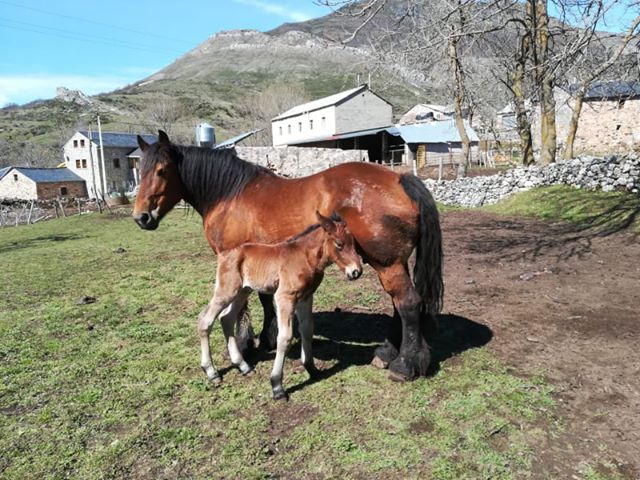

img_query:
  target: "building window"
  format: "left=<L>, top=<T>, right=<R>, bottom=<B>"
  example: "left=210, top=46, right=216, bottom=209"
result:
left=309, top=119, right=314, bottom=130
left=298, top=122, right=302, bottom=132
left=113, top=158, right=120, bottom=169
left=60, top=187, right=68, bottom=196
left=279, top=126, right=282, bottom=136
left=82, top=159, right=87, bottom=168
left=76, top=159, right=81, bottom=168
left=80, top=139, right=85, bottom=147
left=288, top=124, right=291, bottom=134
left=73, top=140, right=78, bottom=148
left=321, top=116, right=326, bottom=127
left=13, top=174, right=18, bottom=181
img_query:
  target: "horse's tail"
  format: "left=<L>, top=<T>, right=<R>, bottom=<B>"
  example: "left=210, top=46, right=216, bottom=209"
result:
left=399, top=174, right=444, bottom=318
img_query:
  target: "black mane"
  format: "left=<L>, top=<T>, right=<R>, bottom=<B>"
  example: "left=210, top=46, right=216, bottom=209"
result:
left=141, top=144, right=274, bottom=214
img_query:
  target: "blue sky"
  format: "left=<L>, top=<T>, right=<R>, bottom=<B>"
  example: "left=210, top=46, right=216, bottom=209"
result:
left=0, top=0, right=331, bottom=106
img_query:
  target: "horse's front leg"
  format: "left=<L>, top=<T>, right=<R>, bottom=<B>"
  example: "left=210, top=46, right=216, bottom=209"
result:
left=271, top=292, right=296, bottom=400
left=220, top=291, right=253, bottom=375
left=296, top=296, right=319, bottom=379
left=258, top=292, right=278, bottom=351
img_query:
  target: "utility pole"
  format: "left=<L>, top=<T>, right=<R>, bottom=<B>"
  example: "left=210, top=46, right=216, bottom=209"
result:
left=88, top=125, right=98, bottom=198
left=97, top=114, right=107, bottom=196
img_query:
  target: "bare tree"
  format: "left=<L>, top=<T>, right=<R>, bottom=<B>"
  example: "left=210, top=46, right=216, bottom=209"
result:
left=142, top=97, right=185, bottom=136
left=562, top=13, right=640, bottom=159
left=238, top=83, right=310, bottom=146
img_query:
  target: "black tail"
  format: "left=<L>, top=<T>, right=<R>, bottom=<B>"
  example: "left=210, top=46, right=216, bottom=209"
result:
left=399, top=174, right=444, bottom=316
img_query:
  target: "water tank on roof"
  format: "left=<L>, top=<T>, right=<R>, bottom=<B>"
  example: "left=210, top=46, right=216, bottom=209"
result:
left=195, top=122, right=216, bottom=147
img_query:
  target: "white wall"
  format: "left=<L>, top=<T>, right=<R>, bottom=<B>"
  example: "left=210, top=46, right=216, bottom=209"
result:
left=0, top=169, right=37, bottom=200
left=272, top=106, right=336, bottom=146
left=64, top=132, right=102, bottom=198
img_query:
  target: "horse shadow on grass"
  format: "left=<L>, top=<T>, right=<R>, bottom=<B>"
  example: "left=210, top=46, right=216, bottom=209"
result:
left=248, top=311, right=493, bottom=395
left=0, top=233, right=88, bottom=255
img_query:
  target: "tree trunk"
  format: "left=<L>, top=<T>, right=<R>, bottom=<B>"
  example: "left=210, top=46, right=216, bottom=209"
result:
left=513, top=30, right=534, bottom=165
left=534, top=0, right=556, bottom=165
left=449, top=32, right=470, bottom=177
left=563, top=90, right=585, bottom=160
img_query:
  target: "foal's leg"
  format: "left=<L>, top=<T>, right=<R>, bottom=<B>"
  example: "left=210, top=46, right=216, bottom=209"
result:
left=271, top=292, right=296, bottom=400
left=198, top=291, right=238, bottom=385
left=376, top=263, right=431, bottom=381
left=296, top=296, right=319, bottom=378
left=220, top=291, right=253, bottom=375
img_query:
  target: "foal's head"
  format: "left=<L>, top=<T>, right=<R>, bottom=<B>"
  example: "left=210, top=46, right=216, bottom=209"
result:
left=316, top=211, right=362, bottom=281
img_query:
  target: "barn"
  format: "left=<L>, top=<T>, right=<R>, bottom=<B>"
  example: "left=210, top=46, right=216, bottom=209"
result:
left=0, top=167, right=87, bottom=201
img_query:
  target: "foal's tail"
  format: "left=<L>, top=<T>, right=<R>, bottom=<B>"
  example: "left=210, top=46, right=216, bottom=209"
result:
left=399, top=174, right=444, bottom=317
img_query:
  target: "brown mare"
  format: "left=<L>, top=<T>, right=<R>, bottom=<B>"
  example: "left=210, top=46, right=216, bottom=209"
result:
left=133, top=131, right=443, bottom=381
left=199, top=211, right=362, bottom=400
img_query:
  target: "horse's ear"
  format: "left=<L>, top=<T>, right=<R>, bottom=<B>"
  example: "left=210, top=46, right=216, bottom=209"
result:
left=158, top=130, right=170, bottom=147
left=137, top=135, right=149, bottom=152
left=316, top=211, right=337, bottom=234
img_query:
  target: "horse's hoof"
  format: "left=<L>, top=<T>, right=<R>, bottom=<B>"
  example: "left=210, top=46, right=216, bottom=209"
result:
left=371, top=355, right=389, bottom=370
left=272, top=390, right=289, bottom=401
left=387, top=370, right=409, bottom=383
left=243, top=368, right=255, bottom=378
left=210, top=375, right=222, bottom=387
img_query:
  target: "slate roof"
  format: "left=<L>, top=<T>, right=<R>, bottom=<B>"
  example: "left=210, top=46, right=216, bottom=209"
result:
left=272, top=85, right=391, bottom=121
left=7, top=167, right=85, bottom=183
left=77, top=131, right=157, bottom=148
left=583, top=81, right=640, bottom=100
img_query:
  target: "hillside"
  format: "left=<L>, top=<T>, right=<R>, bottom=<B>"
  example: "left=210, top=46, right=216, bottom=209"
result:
left=0, top=0, right=628, bottom=168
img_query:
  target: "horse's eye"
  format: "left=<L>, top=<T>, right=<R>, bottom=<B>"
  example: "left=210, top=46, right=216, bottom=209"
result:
left=334, top=241, right=344, bottom=251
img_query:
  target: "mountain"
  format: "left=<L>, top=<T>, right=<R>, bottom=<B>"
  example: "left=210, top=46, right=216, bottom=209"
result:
left=0, top=1, right=630, bottom=168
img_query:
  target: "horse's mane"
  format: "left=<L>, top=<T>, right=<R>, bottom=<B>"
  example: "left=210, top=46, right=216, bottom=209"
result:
left=142, top=144, right=275, bottom=214
left=284, top=212, right=344, bottom=243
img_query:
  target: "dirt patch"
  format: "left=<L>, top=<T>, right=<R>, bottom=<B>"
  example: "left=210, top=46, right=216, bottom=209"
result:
left=441, top=210, right=640, bottom=478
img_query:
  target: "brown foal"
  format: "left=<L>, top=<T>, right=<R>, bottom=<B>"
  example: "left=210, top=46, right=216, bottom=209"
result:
left=198, top=211, right=362, bottom=400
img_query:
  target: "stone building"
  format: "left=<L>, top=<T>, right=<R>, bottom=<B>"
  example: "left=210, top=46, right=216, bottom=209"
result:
left=0, top=167, right=87, bottom=200
left=63, top=131, right=157, bottom=198
left=271, top=84, right=393, bottom=147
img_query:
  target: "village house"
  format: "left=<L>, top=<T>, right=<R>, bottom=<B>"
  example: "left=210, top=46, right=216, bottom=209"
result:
left=271, top=84, right=393, bottom=149
left=0, top=166, right=87, bottom=201
left=63, top=131, right=157, bottom=198
left=398, top=103, right=467, bottom=124
left=271, top=85, right=479, bottom=167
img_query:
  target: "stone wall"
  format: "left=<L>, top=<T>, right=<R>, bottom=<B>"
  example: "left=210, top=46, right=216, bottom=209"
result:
left=425, top=154, right=640, bottom=207
left=36, top=181, right=88, bottom=200
left=234, top=146, right=368, bottom=177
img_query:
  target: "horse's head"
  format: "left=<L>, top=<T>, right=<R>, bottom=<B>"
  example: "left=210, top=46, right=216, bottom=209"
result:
left=317, top=211, right=362, bottom=281
left=132, top=130, right=185, bottom=230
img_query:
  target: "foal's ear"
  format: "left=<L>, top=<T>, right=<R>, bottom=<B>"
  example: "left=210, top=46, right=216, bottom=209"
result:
left=316, top=211, right=337, bottom=234
left=137, top=135, right=149, bottom=152
left=158, top=130, right=170, bottom=147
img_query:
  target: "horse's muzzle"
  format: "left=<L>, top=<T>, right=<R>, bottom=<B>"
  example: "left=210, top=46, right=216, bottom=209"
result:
left=133, top=211, right=159, bottom=230
left=346, top=266, right=363, bottom=281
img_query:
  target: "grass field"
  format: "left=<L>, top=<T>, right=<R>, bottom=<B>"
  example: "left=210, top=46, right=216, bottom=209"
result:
left=0, top=205, right=586, bottom=479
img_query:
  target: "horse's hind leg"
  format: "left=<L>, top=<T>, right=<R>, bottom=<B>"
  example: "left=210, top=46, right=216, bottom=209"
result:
left=220, top=291, right=253, bottom=375
left=296, top=296, right=319, bottom=378
left=376, top=263, right=431, bottom=381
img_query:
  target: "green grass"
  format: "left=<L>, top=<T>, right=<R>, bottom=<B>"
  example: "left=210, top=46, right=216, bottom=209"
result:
left=484, top=185, right=640, bottom=233
left=0, top=211, right=560, bottom=479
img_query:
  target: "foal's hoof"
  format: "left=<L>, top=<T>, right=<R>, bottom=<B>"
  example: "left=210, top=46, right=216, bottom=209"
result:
left=371, top=355, right=389, bottom=370
left=237, top=361, right=254, bottom=376
left=272, top=389, right=289, bottom=401
left=210, top=375, right=223, bottom=387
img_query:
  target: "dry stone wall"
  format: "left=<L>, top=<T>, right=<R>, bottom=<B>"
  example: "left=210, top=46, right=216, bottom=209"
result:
left=425, top=154, right=640, bottom=207
left=234, top=146, right=368, bottom=177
